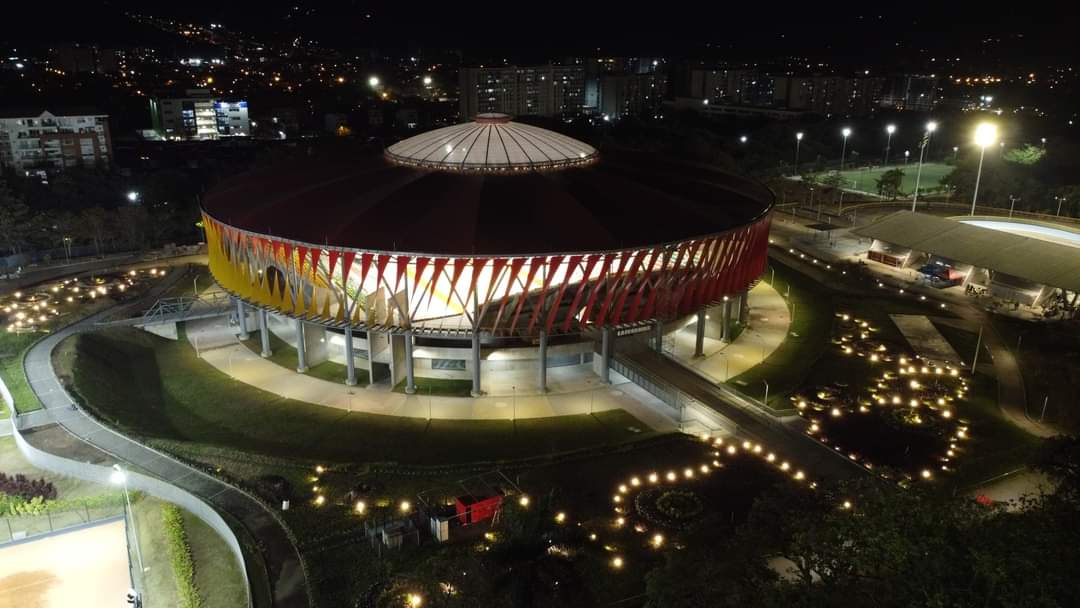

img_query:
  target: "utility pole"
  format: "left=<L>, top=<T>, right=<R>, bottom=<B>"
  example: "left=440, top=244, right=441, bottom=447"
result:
left=1008, top=195, right=1020, bottom=218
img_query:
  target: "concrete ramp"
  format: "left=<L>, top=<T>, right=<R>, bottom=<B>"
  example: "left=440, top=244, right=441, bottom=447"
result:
left=889, top=314, right=961, bottom=365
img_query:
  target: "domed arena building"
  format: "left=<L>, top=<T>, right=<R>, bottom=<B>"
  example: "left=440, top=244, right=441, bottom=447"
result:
left=201, top=113, right=773, bottom=395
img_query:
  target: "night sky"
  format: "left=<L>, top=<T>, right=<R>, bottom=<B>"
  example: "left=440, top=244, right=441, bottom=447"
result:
left=4, top=1, right=1075, bottom=66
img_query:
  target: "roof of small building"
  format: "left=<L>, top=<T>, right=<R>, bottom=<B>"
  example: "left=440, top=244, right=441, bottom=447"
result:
left=852, top=211, right=1080, bottom=292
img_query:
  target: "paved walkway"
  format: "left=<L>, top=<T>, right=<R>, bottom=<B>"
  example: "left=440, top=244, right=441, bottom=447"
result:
left=619, top=347, right=866, bottom=480
left=186, top=316, right=683, bottom=430
left=667, top=280, right=791, bottom=382
left=889, top=314, right=962, bottom=364
left=21, top=267, right=310, bottom=607
left=769, top=216, right=1058, bottom=438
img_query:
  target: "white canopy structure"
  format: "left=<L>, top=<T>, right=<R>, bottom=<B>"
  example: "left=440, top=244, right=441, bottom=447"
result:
left=384, top=113, right=597, bottom=171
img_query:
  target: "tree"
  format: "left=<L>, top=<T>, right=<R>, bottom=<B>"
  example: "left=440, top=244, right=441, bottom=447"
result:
left=0, top=183, right=30, bottom=255
left=876, top=169, right=904, bottom=200
left=1004, top=144, right=1046, bottom=166
left=482, top=496, right=592, bottom=608
left=820, top=172, right=846, bottom=202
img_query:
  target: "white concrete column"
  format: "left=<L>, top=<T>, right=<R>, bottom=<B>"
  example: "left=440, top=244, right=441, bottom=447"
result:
left=470, top=330, right=482, bottom=397
left=601, top=326, right=612, bottom=384
left=404, top=330, right=416, bottom=394
left=739, top=290, right=750, bottom=324
left=344, top=327, right=357, bottom=386
left=694, top=308, right=706, bottom=357
left=721, top=299, right=732, bottom=343
left=366, top=331, right=377, bottom=386
left=538, top=329, right=548, bottom=393
left=235, top=298, right=249, bottom=340
left=258, top=308, right=271, bottom=358
left=653, top=319, right=664, bottom=354
left=295, top=318, right=308, bottom=373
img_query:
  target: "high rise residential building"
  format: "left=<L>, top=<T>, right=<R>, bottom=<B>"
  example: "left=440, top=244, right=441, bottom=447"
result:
left=773, top=75, right=885, bottom=115
left=879, top=75, right=939, bottom=112
left=0, top=108, right=112, bottom=173
left=598, top=73, right=668, bottom=119
left=677, top=68, right=773, bottom=106
left=459, top=65, right=585, bottom=119
left=150, top=89, right=250, bottom=141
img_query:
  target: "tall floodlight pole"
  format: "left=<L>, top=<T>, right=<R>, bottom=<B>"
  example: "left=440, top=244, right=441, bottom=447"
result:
left=911, top=121, right=937, bottom=212
left=884, top=124, right=896, bottom=165
left=840, top=127, right=852, bottom=171
left=111, top=465, right=145, bottom=601
left=794, top=132, right=804, bottom=174
left=971, top=123, right=998, bottom=216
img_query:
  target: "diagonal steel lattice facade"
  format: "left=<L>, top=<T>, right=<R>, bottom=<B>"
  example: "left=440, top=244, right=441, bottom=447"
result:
left=203, top=210, right=771, bottom=337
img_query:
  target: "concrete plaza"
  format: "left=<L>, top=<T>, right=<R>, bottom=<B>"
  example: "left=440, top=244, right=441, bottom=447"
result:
left=667, top=280, right=792, bottom=383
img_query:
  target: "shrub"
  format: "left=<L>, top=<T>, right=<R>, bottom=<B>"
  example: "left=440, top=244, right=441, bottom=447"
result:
left=161, top=504, right=203, bottom=608
left=0, top=472, right=58, bottom=501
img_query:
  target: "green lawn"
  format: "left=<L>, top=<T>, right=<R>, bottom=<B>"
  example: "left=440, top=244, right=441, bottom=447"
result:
left=133, top=498, right=248, bottom=608
left=393, top=376, right=474, bottom=397
left=727, top=260, right=835, bottom=412
left=240, top=330, right=368, bottom=385
left=812, top=161, right=954, bottom=196
left=62, top=326, right=656, bottom=466
left=0, top=331, right=39, bottom=415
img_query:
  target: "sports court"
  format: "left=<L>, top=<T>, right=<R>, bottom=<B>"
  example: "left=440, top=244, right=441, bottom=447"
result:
left=0, top=519, right=130, bottom=608
left=810, top=161, right=954, bottom=196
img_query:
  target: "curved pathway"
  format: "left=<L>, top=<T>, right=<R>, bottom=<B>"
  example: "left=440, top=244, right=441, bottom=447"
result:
left=21, top=270, right=310, bottom=607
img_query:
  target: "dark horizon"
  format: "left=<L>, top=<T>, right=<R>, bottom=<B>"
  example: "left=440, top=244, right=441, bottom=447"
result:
left=4, top=2, right=1076, bottom=67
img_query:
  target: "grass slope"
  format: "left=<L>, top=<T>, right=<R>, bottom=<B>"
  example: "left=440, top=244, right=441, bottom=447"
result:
left=65, top=326, right=654, bottom=466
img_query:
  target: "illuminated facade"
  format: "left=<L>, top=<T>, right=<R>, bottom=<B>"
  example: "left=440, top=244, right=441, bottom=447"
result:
left=203, top=114, right=772, bottom=394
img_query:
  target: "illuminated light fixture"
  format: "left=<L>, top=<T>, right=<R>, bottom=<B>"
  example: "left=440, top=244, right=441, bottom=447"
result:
left=630, top=477, right=641, bottom=487
left=314, top=495, right=326, bottom=506
left=666, top=471, right=677, bottom=482
left=683, top=468, right=694, bottom=479
left=921, top=469, right=933, bottom=479
left=355, top=501, right=366, bottom=514
left=651, top=533, right=664, bottom=548
left=400, top=500, right=411, bottom=513
left=611, top=556, right=624, bottom=569
left=519, top=495, right=530, bottom=507
left=727, top=445, right=737, bottom=454
left=648, top=472, right=659, bottom=484
left=555, top=512, right=567, bottom=524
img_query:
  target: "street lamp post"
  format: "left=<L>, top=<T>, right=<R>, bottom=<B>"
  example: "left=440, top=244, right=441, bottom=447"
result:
left=971, top=123, right=998, bottom=216
left=794, top=132, right=804, bottom=174
left=953, top=146, right=959, bottom=162
left=762, top=380, right=769, bottom=406
left=1009, top=195, right=1020, bottom=218
left=840, top=128, right=852, bottom=171
left=884, top=124, right=896, bottom=166
left=904, top=150, right=910, bottom=165
left=111, top=465, right=144, bottom=602
left=911, top=121, right=937, bottom=213
left=1056, top=196, right=1066, bottom=216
